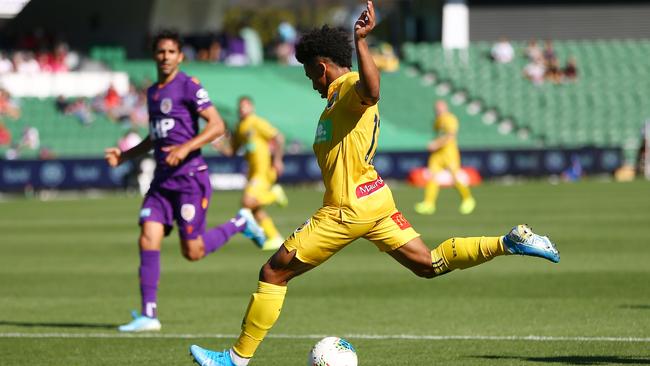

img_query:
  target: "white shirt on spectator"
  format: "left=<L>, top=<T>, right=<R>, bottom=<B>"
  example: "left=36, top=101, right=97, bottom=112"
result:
left=17, top=59, right=41, bottom=74
left=0, top=58, right=12, bottom=74
left=491, top=41, right=514, bottom=64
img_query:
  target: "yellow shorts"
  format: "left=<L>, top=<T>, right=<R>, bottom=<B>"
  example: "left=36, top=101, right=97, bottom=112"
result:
left=428, top=148, right=461, bottom=173
left=284, top=207, right=420, bottom=266
left=244, top=171, right=277, bottom=202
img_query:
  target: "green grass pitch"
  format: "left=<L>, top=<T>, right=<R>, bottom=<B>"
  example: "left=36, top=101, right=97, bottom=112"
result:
left=1, top=180, right=649, bottom=365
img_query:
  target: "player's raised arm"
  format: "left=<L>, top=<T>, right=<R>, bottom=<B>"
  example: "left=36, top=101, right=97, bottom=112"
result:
left=105, top=135, right=153, bottom=167
left=354, top=0, right=380, bottom=105
left=163, top=105, right=225, bottom=166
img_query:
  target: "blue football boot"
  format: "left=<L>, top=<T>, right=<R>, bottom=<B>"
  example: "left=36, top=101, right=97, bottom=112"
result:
left=503, top=224, right=560, bottom=263
left=189, top=345, right=236, bottom=366
left=237, top=208, right=266, bottom=248
left=118, top=310, right=161, bottom=332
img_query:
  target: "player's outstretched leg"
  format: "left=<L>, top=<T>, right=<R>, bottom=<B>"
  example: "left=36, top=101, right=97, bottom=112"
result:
left=391, top=224, right=559, bottom=278
left=200, top=209, right=266, bottom=255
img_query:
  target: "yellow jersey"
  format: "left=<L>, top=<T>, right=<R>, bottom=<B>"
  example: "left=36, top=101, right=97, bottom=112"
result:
left=233, top=114, right=278, bottom=178
left=434, top=111, right=459, bottom=154
left=313, top=72, right=396, bottom=223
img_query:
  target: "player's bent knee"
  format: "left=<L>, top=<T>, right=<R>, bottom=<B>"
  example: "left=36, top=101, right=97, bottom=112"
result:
left=181, top=240, right=205, bottom=261
left=259, top=262, right=285, bottom=284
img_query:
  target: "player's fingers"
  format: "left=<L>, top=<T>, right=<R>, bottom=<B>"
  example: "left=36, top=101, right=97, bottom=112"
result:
left=162, top=145, right=173, bottom=152
left=368, top=0, right=375, bottom=19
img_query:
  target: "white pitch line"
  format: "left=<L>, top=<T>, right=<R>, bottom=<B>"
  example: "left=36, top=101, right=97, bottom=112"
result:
left=0, top=332, right=649, bottom=343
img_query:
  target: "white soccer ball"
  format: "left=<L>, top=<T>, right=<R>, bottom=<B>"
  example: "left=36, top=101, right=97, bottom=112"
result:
left=308, top=336, right=358, bottom=366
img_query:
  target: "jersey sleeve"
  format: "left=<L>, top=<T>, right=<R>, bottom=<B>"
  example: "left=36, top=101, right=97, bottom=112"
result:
left=185, top=77, right=213, bottom=113
left=255, top=117, right=279, bottom=140
left=338, top=75, right=372, bottom=113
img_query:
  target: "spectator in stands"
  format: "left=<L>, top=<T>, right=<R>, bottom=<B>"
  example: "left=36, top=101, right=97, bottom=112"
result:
left=0, top=122, right=11, bottom=146
left=563, top=57, right=579, bottom=82
left=490, top=37, right=514, bottom=64
left=523, top=56, right=546, bottom=86
left=0, top=51, right=13, bottom=74
left=223, top=30, right=248, bottom=66
left=545, top=58, right=562, bottom=84
left=14, top=51, right=40, bottom=74
left=241, top=23, right=263, bottom=66
left=525, top=39, right=543, bottom=61
left=0, top=89, right=21, bottom=119
left=19, top=125, right=39, bottom=151
left=543, top=39, right=557, bottom=64
left=275, top=21, right=299, bottom=65
left=56, top=95, right=94, bottom=125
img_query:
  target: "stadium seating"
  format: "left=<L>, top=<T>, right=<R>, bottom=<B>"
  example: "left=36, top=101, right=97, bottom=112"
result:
left=402, top=39, right=650, bottom=160
left=5, top=62, right=529, bottom=158
left=16, top=37, right=650, bottom=159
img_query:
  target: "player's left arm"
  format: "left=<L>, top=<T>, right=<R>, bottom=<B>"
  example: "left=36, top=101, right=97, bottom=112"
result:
left=428, top=132, right=455, bottom=152
left=163, top=105, right=225, bottom=166
left=353, top=0, right=380, bottom=106
left=271, top=131, right=285, bottom=176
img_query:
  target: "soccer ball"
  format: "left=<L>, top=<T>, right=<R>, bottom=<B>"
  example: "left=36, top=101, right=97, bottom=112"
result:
left=308, top=336, right=358, bottom=366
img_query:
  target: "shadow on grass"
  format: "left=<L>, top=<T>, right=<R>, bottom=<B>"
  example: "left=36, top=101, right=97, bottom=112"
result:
left=0, top=320, right=118, bottom=330
left=619, top=304, right=650, bottom=310
left=475, top=355, right=650, bottom=365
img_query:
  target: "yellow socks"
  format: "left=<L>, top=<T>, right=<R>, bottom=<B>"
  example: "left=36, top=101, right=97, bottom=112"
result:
left=423, top=181, right=440, bottom=204
left=260, top=217, right=280, bottom=239
left=431, top=236, right=506, bottom=276
left=455, top=181, right=473, bottom=201
left=233, top=281, right=287, bottom=358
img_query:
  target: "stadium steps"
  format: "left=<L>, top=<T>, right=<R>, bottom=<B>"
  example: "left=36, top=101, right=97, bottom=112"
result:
left=402, top=40, right=650, bottom=161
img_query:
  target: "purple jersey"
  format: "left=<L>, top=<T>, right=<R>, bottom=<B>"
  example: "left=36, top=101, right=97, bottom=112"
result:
left=147, top=71, right=213, bottom=187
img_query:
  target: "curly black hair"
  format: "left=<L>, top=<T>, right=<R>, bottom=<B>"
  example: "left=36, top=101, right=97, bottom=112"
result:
left=295, top=25, right=352, bottom=68
left=151, top=29, right=183, bottom=53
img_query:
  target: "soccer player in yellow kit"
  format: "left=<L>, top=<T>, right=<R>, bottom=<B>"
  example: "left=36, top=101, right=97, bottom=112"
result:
left=232, top=96, right=288, bottom=250
left=415, top=100, right=476, bottom=215
left=189, top=2, right=559, bottom=365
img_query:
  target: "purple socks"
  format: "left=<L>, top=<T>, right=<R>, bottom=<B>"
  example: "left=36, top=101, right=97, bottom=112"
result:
left=139, top=249, right=160, bottom=318
left=202, top=218, right=245, bottom=255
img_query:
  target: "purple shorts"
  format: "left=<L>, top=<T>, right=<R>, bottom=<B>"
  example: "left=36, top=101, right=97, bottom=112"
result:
left=139, top=170, right=212, bottom=240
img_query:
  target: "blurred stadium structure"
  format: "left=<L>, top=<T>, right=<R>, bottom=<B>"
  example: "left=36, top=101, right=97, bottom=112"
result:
left=0, top=0, right=648, bottom=191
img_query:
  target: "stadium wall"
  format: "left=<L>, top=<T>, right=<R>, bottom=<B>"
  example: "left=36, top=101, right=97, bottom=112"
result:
left=0, top=148, right=622, bottom=191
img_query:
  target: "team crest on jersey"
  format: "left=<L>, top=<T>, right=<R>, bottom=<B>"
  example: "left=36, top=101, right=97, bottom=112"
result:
left=160, top=98, right=173, bottom=114
left=326, top=91, right=339, bottom=110
left=196, top=88, right=210, bottom=105
left=181, top=204, right=196, bottom=222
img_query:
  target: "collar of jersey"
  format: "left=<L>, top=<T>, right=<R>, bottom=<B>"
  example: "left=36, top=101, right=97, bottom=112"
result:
left=327, top=71, right=358, bottom=100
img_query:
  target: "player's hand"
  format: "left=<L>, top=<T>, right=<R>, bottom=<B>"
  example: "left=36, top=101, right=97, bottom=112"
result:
left=104, top=147, right=122, bottom=167
left=354, top=0, right=376, bottom=40
left=162, top=144, right=191, bottom=167
left=273, top=159, right=285, bottom=177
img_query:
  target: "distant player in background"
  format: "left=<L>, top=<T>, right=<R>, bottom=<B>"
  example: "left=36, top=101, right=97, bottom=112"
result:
left=415, top=100, right=476, bottom=215
left=229, top=96, right=288, bottom=250
left=104, top=30, right=265, bottom=333
left=189, top=2, right=559, bottom=365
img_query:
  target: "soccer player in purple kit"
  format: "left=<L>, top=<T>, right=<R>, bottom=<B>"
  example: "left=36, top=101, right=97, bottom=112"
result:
left=105, top=30, right=266, bottom=332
